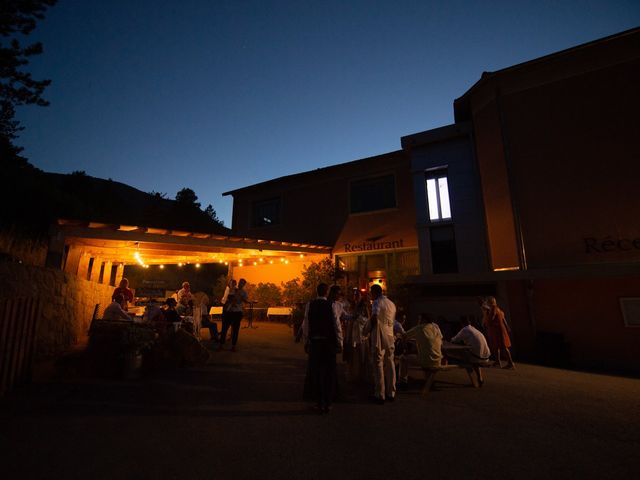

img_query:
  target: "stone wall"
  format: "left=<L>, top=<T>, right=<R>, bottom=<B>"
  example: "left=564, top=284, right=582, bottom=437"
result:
left=0, top=227, right=48, bottom=266
left=0, top=262, right=113, bottom=358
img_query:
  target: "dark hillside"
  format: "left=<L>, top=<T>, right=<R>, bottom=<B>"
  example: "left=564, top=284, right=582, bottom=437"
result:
left=1, top=166, right=230, bottom=236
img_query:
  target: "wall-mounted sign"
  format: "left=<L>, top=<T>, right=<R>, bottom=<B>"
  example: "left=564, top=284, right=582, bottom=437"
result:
left=344, top=237, right=405, bottom=253
left=584, top=237, right=640, bottom=254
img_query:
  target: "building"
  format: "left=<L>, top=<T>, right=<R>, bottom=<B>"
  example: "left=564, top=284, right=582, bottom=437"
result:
left=223, top=150, right=419, bottom=292
left=403, top=27, right=640, bottom=370
left=226, top=28, right=640, bottom=370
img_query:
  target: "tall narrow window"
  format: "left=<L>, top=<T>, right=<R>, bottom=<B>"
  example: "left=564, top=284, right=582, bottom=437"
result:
left=425, top=168, right=452, bottom=221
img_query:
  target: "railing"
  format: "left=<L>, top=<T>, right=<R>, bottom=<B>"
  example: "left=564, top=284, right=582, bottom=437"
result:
left=0, top=298, right=41, bottom=397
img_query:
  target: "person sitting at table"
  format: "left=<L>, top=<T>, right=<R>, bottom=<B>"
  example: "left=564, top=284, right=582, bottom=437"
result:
left=397, top=315, right=443, bottom=389
left=163, top=297, right=181, bottom=324
left=448, top=318, right=491, bottom=386
left=143, top=298, right=164, bottom=323
left=176, top=281, right=193, bottom=315
left=112, top=278, right=134, bottom=311
left=103, top=294, right=133, bottom=321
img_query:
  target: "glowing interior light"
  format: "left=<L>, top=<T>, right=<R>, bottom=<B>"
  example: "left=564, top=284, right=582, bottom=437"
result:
left=426, top=178, right=439, bottom=220
left=195, top=263, right=201, bottom=268
left=438, top=177, right=452, bottom=219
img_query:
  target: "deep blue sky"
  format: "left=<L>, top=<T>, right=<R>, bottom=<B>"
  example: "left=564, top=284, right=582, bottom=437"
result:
left=17, top=0, right=640, bottom=226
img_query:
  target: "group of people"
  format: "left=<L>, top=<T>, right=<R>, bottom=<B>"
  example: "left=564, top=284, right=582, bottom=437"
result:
left=103, top=277, right=250, bottom=347
left=302, top=283, right=515, bottom=413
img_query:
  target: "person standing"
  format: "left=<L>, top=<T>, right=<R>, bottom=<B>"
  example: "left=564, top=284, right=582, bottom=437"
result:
left=368, top=284, right=397, bottom=404
left=347, top=291, right=370, bottom=383
left=302, top=283, right=343, bottom=413
left=218, top=278, right=248, bottom=352
left=112, top=278, right=134, bottom=311
left=177, top=282, right=193, bottom=315
left=482, top=296, right=515, bottom=369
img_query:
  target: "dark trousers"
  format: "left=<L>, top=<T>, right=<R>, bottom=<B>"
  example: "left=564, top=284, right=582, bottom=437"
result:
left=220, top=311, right=242, bottom=346
left=308, top=339, right=337, bottom=407
left=201, top=316, right=219, bottom=342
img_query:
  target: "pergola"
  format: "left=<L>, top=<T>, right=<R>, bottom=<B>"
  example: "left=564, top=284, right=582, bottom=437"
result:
left=51, top=219, right=332, bottom=285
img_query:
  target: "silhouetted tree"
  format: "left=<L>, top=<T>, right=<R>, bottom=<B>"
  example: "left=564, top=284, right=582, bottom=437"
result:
left=175, top=187, right=201, bottom=209
left=1, top=0, right=57, bottom=164
left=204, top=204, right=223, bottom=225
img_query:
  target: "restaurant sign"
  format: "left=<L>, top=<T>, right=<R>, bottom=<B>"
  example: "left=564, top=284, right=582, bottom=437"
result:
left=344, top=236, right=405, bottom=253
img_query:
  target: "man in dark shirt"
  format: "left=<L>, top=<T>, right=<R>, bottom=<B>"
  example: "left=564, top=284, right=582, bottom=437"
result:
left=302, top=283, right=343, bottom=413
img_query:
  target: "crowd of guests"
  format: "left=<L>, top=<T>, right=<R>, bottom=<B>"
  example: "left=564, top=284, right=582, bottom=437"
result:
left=301, top=283, right=515, bottom=413
left=103, top=277, right=251, bottom=354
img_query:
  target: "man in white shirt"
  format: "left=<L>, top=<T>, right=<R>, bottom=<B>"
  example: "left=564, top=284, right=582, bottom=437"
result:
left=369, top=284, right=397, bottom=404
left=397, top=315, right=443, bottom=388
left=103, top=294, right=133, bottom=321
left=449, top=318, right=491, bottom=385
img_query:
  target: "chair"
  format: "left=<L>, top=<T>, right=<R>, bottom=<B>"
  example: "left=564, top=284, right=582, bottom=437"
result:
left=88, top=303, right=101, bottom=333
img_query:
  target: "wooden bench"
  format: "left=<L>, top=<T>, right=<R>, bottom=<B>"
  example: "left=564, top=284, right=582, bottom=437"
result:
left=421, top=363, right=480, bottom=396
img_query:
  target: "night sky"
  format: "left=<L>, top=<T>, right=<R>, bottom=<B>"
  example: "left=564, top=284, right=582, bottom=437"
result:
left=16, top=0, right=640, bottom=226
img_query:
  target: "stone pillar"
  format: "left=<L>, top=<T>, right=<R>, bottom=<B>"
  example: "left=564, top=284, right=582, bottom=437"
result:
left=114, top=263, right=125, bottom=286
left=77, top=252, right=92, bottom=280
left=64, top=245, right=82, bottom=275
left=89, top=257, right=102, bottom=282
left=102, top=261, right=113, bottom=286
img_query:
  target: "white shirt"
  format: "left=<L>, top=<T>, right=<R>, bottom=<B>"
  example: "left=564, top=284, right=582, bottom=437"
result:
left=302, top=296, right=344, bottom=347
left=103, top=301, right=132, bottom=321
left=451, top=325, right=491, bottom=361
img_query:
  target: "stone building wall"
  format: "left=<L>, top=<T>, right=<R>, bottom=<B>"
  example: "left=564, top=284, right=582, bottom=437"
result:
left=0, top=228, right=48, bottom=266
left=0, top=262, right=113, bottom=357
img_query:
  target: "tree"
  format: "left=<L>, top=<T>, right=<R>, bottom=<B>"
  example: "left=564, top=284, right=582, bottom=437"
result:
left=252, top=282, right=282, bottom=308
left=204, top=204, right=223, bottom=226
left=175, top=187, right=201, bottom=208
left=300, top=257, right=335, bottom=300
left=281, top=277, right=304, bottom=306
left=1, top=0, right=57, bottom=163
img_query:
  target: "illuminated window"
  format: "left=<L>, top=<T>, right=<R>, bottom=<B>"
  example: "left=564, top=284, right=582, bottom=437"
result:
left=252, top=197, right=280, bottom=227
left=350, top=174, right=396, bottom=214
left=425, top=168, right=452, bottom=221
